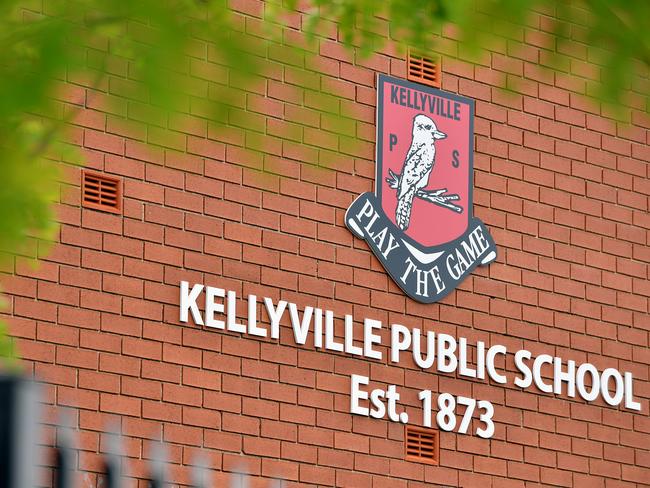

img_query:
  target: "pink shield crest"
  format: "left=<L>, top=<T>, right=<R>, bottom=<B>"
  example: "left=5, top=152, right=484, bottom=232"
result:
left=377, top=76, right=472, bottom=250
left=345, top=74, right=496, bottom=303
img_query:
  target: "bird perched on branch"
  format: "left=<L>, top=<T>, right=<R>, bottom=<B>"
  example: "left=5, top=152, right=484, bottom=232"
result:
left=395, top=114, right=447, bottom=230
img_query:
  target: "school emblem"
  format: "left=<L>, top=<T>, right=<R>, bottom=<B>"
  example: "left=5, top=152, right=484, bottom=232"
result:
left=346, top=74, right=497, bottom=303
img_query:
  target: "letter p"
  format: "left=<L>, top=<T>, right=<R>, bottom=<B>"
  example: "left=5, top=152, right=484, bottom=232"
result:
left=389, top=134, right=398, bottom=151
left=390, top=324, right=411, bottom=363
left=355, top=199, right=374, bottom=222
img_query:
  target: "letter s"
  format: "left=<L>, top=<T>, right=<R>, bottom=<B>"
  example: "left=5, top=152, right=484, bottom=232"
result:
left=452, top=150, right=460, bottom=168
left=514, top=350, right=532, bottom=388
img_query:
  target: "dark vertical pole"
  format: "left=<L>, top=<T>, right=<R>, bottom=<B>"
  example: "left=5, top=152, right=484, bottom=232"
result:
left=104, top=454, right=120, bottom=488
left=0, top=375, right=39, bottom=488
left=0, top=378, right=11, bottom=488
left=148, top=442, right=166, bottom=488
left=231, top=468, right=249, bottom=488
left=54, top=422, right=75, bottom=488
left=103, top=431, right=122, bottom=488
left=191, top=455, right=210, bottom=488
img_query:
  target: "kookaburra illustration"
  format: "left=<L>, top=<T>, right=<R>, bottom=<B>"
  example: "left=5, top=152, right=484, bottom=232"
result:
left=395, top=114, right=447, bottom=230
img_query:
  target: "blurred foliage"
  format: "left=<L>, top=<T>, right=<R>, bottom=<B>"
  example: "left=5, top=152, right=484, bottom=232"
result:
left=0, top=0, right=649, bottom=363
left=0, top=0, right=260, bottom=363
left=296, top=0, right=650, bottom=108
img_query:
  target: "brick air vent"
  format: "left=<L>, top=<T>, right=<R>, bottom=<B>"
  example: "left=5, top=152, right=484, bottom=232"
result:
left=82, top=171, right=121, bottom=214
left=405, top=426, right=439, bottom=465
left=407, top=48, right=441, bottom=88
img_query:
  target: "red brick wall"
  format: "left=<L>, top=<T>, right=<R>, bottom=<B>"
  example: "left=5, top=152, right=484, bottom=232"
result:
left=3, top=2, right=650, bottom=487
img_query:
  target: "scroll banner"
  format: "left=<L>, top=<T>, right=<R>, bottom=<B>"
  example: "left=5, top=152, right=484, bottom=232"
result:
left=346, top=192, right=497, bottom=304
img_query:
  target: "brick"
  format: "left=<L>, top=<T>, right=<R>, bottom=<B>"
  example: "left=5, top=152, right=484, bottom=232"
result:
left=84, top=129, right=124, bottom=154
left=2, top=13, right=649, bottom=488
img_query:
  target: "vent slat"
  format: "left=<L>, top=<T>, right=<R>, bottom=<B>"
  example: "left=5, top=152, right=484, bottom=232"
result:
left=82, top=171, right=121, bottom=214
left=407, top=48, right=441, bottom=89
left=405, top=426, right=439, bottom=465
